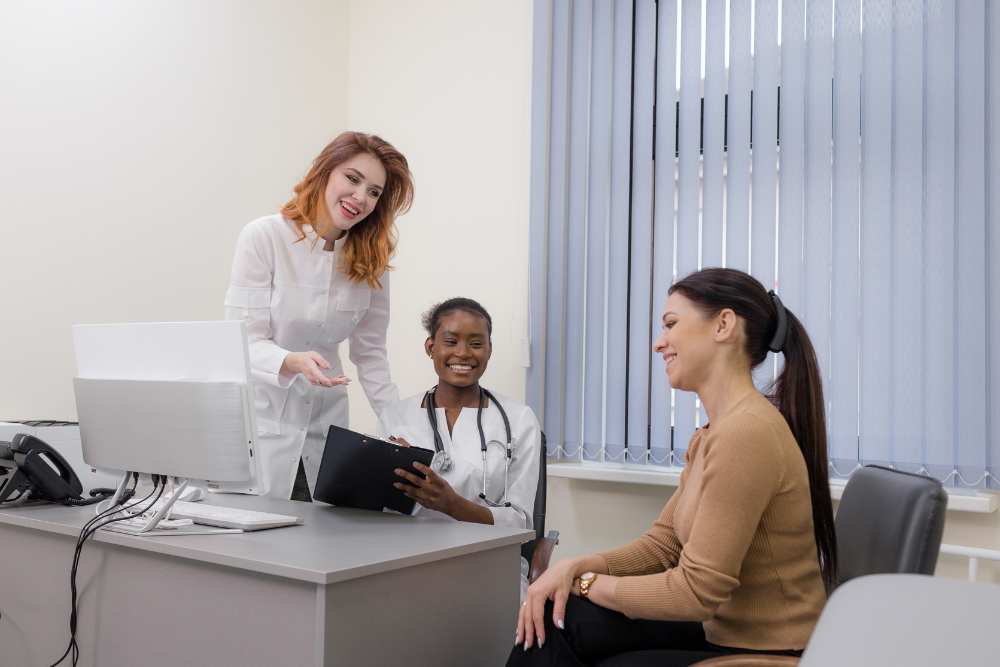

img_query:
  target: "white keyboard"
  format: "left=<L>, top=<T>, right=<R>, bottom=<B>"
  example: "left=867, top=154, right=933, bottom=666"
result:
left=163, top=501, right=304, bottom=531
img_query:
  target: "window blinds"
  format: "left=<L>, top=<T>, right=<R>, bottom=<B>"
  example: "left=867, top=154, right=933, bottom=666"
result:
left=528, top=0, right=1000, bottom=490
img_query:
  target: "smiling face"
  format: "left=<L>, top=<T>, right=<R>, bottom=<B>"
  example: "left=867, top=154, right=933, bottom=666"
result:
left=322, top=153, right=387, bottom=239
left=653, top=292, right=740, bottom=393
left=425, top=310, right=492, bottom=390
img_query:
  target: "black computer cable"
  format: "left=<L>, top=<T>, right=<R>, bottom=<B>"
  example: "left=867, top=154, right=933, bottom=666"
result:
left=47, top=474, right=163, bottom=667
left=48, top=474, right=144, bottom=667
left=58, top=475, right=161, bottom=667
left=61, top=486, right=134, bottom=507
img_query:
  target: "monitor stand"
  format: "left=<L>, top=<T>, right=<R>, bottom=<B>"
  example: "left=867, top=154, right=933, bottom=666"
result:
left=100, top=473, right=241, bottom=536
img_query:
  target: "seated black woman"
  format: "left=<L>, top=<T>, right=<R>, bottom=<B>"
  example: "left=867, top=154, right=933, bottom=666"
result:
left=508, top=268, right=835, bottom=667
left=376, top=297, right=542, bottom=600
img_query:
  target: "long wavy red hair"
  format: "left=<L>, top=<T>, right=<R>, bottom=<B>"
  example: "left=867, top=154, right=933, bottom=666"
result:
left=282, top=132, right=414, bottom=288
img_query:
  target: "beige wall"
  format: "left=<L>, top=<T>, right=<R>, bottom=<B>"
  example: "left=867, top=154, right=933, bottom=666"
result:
left=0, top=0, right=351, bottom=420
left=342, top=0, right=534, bottom=433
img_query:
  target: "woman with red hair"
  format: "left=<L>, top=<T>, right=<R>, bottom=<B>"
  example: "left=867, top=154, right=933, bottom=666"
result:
left=225, top=132, right=414, bottom=500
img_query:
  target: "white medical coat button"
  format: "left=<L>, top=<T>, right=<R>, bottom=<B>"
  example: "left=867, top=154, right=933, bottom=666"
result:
left=321, top=291, right=327, bottom=295
left=305, top=456, right=310, bottom=461
left=317, top=324, right=321, bottom=328
left=300, top=427, right=305, bottom=432
left=305, top=400, right=311, bottom=405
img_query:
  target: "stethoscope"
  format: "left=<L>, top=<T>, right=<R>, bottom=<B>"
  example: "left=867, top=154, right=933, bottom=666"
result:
left=424, top=385, right=514, bottom=508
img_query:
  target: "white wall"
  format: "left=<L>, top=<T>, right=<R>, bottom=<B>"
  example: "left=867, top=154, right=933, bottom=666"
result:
left=342, top=0, right=534, bottom=433
left=0, top=0, right=351, bottom=420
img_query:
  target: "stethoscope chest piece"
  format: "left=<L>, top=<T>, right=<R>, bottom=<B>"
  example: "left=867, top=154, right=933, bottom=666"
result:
left=430, top=450, right=453, bottom=473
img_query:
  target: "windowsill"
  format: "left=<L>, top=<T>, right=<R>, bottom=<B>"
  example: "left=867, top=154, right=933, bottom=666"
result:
left=547, top=462, right=999, bottom=514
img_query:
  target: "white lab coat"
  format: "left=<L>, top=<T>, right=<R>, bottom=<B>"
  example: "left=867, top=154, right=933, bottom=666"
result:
left=225, top=214, right=399, bottom=499
left=376, top=391, right=541, bottom=600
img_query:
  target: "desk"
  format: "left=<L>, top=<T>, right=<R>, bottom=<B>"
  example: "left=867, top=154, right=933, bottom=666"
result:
left=801, top=574, right=1000, bottom=666
left=0, top=494, right=532, bottom=667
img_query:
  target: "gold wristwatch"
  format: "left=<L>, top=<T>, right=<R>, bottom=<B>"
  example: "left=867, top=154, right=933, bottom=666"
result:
left=579, top=572, right=597, bottom=599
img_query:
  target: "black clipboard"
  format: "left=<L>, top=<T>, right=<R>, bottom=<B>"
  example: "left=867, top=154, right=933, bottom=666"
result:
left=313, top=424, right=435, bottom=515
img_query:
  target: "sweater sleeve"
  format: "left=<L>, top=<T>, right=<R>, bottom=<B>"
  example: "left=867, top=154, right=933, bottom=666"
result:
left=598, top=435, right=703, bottom=575
left=612, top=414, right=786, bottom=622
left=598, top=481, right=684, bottom=576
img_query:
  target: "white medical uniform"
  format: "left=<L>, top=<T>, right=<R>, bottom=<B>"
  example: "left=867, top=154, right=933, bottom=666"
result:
left=225, top=214, right=399, bottom=499
left=376, top=391, right=541, bottom=600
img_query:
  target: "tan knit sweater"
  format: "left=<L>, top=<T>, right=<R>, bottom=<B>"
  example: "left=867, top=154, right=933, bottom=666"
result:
left=599, top=392, right=826, bottom=651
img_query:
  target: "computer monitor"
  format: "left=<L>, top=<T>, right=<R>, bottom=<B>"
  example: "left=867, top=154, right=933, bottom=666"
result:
left=72, top=321, right=266, bottom=498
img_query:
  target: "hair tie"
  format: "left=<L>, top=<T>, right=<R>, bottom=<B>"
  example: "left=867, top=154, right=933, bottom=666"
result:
left=768, top=290, right=787, bottom=353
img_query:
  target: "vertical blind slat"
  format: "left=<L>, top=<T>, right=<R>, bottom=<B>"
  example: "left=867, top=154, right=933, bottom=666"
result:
left=858, top=0, right=893, bottom=470
left=673, top=0, right=702, bottom=465
left=603, top=0, right=634, bottom=463
left=803, top=0, right=833, bottom=432
left=701, top=0, right=726, bottom=270
left=649, top=0, right=679, bottom=466
left=988, top=1, right=1000, bottom=489
left=829, top=0, right=861, bottom=470
left=561, top=0, right=592, bottom=459
left=625, top=0, right=657, bottom=462
left=525, top=0, right=552, bottom=426
left=543, top=0, right=572, bottom=453
left=583, top=0, right=611, bottom=462
left=888, top=0, right=923, bottom=471
left=750, top=0, right=780, bottom=392
left=750, top=0, right=778, bottom=291
left=725, top=0, right=752, bottom=272
left=921, top=0, right=957, bottom=480
left=778, top=0, right=806, bottom=317
left=954, top=0, right=988, bottom=486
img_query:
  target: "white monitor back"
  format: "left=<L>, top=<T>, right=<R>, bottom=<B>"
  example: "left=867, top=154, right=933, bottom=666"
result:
left=74, top=321, right=250, bottom=383
left=73, top=321, right=266, bottom=494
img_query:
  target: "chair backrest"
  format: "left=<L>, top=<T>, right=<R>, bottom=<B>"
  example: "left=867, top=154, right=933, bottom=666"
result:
left=831, top=465, right=946, bottom=593
left=532, top=431, right=547, bottom=540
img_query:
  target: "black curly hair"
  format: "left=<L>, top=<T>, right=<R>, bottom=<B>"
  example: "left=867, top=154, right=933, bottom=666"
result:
left=421, top=298, right=492, bottom=340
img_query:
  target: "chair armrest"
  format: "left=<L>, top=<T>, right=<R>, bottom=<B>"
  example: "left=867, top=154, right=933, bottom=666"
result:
left=690, top=656, right=800, bottom=667
left=529, top=530, right=559, bottom=583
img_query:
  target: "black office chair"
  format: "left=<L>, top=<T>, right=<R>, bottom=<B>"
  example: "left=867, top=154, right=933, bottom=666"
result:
left=599, top=465, right=948, bottom=667
left=827, top=464, right=946, bottom=593
left=523, top=431, right=559, bottom=583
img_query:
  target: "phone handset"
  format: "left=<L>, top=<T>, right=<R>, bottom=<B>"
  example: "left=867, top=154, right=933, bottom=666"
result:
left=0, top=434, right=84, bottom=504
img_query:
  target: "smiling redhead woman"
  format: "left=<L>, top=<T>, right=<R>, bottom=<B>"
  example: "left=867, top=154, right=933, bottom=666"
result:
left=225, top=132, right=414, bottom=501
left=508, top=268, right=835, bottom=667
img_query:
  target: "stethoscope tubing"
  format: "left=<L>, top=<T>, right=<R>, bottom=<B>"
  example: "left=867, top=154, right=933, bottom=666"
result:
left=425, top=385, right=513, bottom=508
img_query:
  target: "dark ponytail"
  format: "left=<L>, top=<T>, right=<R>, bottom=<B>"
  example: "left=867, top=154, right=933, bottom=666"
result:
left=670, top=268, right=837, bottom=590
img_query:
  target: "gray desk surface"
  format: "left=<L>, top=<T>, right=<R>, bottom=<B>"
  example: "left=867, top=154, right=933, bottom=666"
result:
left=802, top=574, right=1000, bottom=666
left=0, top=493, right=533, bottom=584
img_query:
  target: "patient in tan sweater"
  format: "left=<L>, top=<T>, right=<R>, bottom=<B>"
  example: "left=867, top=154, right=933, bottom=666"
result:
left=509, top=268, right=836, bottom=667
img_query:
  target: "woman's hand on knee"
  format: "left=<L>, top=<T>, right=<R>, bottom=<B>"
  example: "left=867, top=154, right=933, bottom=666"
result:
left=516, top=557, right=578, bottom=650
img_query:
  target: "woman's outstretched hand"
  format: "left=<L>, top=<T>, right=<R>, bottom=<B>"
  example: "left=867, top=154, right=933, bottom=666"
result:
left=281, top=351, right=351, bottom=388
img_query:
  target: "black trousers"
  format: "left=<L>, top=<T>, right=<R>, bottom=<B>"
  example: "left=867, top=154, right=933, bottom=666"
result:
left=505, top=597, right=803, bottom=667
left=290, top=458, right=313, bottom=502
